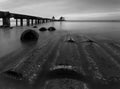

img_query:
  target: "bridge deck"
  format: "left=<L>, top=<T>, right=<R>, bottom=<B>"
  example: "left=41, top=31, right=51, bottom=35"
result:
left=0, top=30, right=120, bottom=89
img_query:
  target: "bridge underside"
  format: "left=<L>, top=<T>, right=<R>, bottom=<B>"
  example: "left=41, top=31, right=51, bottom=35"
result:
left=0, top=11, right=52, bottom=27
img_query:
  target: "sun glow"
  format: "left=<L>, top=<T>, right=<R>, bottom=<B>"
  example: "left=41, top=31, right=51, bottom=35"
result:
left=62, top=12, right=120, bottom=20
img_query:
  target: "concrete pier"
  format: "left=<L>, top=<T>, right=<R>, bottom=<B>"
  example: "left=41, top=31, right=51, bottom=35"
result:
left=0, top=11, right=55, bottom=27
left=1, top=12, right=11, bottom=27
left=2, top=17, right=10, bottom=27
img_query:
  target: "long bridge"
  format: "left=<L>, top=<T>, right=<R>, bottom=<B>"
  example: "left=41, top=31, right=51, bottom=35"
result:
left=0, top=11, right=56, bottom=27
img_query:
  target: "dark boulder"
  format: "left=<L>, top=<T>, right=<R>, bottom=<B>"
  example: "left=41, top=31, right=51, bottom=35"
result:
left=48, top=27, right=56, bottom=31
left=33, top=26, right=37, bottom=28
left=3, top=70, right=23, bottom=80
left=39, top=27, right=47, bottom=32
left=20, top=29, right=39, bottom=42
left=47, top=68, right=86, bottom=82
left=10, top=27, right=13, bottom=29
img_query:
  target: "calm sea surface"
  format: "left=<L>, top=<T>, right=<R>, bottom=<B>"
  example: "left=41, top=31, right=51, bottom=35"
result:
left=0, top=21, right=120, bottom=57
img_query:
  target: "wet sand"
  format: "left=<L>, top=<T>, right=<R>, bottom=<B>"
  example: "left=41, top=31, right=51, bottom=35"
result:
left=0, top=22, right=120, bottom=89
left=0, top=28, right=120, bottom=89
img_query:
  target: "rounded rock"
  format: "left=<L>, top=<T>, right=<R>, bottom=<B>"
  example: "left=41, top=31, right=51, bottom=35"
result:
left=33, top=26, right=37, bottom=28
left=20, top=29, right=39, bottom=42
left=48, top=27, right=56, bottom=31
left=39, top=27, right=47, bottom=32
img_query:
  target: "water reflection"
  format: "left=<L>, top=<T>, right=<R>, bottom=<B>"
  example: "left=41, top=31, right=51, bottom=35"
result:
left=0, top=22, right=120, bottom=57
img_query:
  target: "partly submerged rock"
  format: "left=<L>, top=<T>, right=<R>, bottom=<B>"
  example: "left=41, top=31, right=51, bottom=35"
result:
left=48, top=67, right=86, bottom=82
left=33, top=26, right=37, bottom=28
left=86, top=39, right=95, bottom=43
left=39, top=27, right=47, bottom=32
left=3, top=70, right=23, bottom=80
left=48, top=27, right=56, bottom=31
left=20, top=29, right=39, bottom=42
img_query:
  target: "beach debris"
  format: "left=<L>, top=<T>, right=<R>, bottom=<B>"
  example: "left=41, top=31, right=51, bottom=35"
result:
left=66, top=37, right=76, bottom=43
left=33, top=26, right=37, bottom=28
left=80, top=39, right=96, bottom=44
left=48, top=27, right=56, bottom=31
left=10, top=27, right=13, bottom=29
left=39, top=27, right=47, bottom=32
left=20, top=29, right=39, bottom=42
left=0, top=25, right=13, bottom=29
left=50, top=65, right=74, bottom=71
left=0, top=25, right=10, bottom=28
left=48, top=65, right=86, bottom=81
left=3, top=70, right=23, bottom=80
left=86, top=39, right=95, bottom=43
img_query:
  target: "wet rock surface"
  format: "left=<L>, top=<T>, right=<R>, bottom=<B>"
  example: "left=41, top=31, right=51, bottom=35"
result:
left=20, top=29, right=39, bottom=42
left=3, top=70, right=23, bottom=80
left=33, top=26, right=38, bottom=28
left=39, top=27, right=47, bottom=32
left=48, top=27, right=56, bottom=31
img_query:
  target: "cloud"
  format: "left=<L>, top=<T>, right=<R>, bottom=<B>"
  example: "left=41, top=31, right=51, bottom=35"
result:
left=0, top=0, right=120, bottom=19
left=1, top=0, right=120, bottom=11
left=8, top=1, right=69, bottom=17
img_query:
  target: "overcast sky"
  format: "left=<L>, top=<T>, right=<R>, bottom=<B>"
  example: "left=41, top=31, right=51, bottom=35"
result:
left=0, top=0, right=120, bottom=20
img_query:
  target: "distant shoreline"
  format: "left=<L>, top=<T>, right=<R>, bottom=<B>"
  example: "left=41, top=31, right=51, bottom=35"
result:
left=0, top=20, right=120, bottom=22
left=66, top=20, right=120, bottom=22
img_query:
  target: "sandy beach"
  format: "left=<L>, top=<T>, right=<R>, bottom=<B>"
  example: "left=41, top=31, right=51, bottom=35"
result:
left=0, top=22, right=120, bottom=89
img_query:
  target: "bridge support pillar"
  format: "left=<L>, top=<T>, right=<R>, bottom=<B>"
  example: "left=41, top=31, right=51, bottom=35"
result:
left=2, top=17, right=10, bottom=27
left=46, top=20, right=48, bottom=23
left=31, top=19, right=34, bottom=25
left=38, top=19, right=40, bottom=24
left=40, top=20, right=42, bottom=24
left=42, top=19, right=44, bottom=23
left=16, top=19, right=18, bottom=26
left=27, top=19, right=30, bottom=26
left=35, top=19, right=38, bottom=24
left=43, top=19, right=46, bottom=23
left=39, top=20, right=41, bottom=24
left=20, top=19, right=23, bottom=26
left=43, top=19, right=45, bottom=23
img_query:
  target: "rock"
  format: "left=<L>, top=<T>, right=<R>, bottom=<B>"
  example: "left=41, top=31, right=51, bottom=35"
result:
left=10, top=27, right=13, bottom=29
left=33, top=26, right=37, bottom=28
left=20, top=29, right=39, bottom=42
left=48, top=27, right=56, bottom=31
left=48, top=68, right=86, bottom=82
left=66, top=38, right=76, bottom=43
left=3, top=70, right=23, bottom=80
left=39, top=27, right=47, bottom=32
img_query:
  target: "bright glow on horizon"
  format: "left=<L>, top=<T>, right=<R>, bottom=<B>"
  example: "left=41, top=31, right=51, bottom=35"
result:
left=62, top=12, right=120, bottom=20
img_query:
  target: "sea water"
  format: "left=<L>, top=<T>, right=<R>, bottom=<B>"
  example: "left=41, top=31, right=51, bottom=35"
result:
left=0, top=21, right=120, bottom=57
